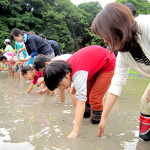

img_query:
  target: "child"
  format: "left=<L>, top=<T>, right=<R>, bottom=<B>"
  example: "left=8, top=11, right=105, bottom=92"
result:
left=0, top=39, right=13, bottom=53
left=10, top=41, right=27, bottom=77
left=43, top=45, right=116, bottom=138
left=33, top=54, right=77, bottom=107
left=0, top=54, right=23, bottom=76
left=20, top=66, right=56, bottom=95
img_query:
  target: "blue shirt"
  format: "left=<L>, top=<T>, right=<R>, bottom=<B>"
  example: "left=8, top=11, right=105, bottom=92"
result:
left=15, top=41, right=27, bottom=58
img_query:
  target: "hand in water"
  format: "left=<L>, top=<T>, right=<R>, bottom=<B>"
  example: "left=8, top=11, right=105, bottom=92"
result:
left=98, top=118, right=107, bottom=136
left=67, top=131, right=78, bottom=138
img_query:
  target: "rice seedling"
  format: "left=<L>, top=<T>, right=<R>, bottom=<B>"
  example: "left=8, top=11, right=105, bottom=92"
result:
left=49, top=115, right=55, bottom=122
left=29, top=116, right=36, bottom=124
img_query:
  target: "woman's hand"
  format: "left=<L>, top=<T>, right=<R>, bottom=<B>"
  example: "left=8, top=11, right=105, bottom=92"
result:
left=146, top=89, right=150, bottom=103
left=98, top=117, right=107, bottom=136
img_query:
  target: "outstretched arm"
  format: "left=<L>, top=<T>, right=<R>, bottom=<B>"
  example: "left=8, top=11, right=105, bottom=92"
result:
left=98, top=93, right=118, bottom=136
left=10, top=49, right=17, bottom=61
left=26, top=83, right=35, bottom=93
left=68, top=99, right=85, bottom=138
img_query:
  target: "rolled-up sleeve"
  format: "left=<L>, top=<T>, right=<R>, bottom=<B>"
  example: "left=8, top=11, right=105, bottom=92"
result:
left=108, top=52, right=130, bottom=96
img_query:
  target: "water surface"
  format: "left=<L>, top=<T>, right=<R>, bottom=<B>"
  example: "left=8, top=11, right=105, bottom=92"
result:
left=0, top=72, right=150, bottom=150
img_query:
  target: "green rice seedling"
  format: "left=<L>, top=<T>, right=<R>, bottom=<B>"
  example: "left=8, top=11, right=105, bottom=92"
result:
left=5, top=79, right=7, bottom=84
left=21, top=114, right=27, bottom=118
left=15, top=106, right=19, bottom=113
left=62, top=121, right=68, bottom=136
left=29, top=116, right=36, bottom=124
left=20, top=107, right=24, bottom=113
left=30, top=127, right=35, bottom=139
left=49, top=115, right=55, bottom=122
left=3, top=91, right=7, bottom=100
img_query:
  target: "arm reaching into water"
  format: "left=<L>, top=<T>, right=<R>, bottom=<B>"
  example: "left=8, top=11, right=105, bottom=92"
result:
left=98, top=93, right=118, bottom=136
left=26, top=83, right=35, bottom=93
left=68, top=99, right=85, bottom=138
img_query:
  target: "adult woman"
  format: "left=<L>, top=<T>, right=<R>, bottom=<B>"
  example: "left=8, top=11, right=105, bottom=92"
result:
left=10, top=28, right=54, bottom=62
left=91, top=2, right=150, bottom=140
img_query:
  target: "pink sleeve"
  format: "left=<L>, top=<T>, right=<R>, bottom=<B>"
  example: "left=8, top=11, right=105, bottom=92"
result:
left=32, top=76, right=38, bottom=84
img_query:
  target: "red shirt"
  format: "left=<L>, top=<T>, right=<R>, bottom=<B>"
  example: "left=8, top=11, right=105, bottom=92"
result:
left=66, top=45, right=116, bottom=80
left=32, top=69, right=43, bottom=84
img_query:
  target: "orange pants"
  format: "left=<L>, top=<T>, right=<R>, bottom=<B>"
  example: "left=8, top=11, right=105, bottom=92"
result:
left=86, top=69, right=114, bottom=111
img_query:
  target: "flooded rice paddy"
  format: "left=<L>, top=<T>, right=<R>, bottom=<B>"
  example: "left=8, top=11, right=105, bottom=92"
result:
left=0, top=72, right=150, bottom=150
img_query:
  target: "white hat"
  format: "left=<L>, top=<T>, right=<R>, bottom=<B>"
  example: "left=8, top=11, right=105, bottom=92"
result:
left=4, top=39, right=11, bottom=44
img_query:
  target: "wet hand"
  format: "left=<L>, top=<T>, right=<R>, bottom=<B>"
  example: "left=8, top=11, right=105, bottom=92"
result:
left=38, top=89, right=45, bottom=95
left=67, top=131, right=78, bottom=138
left=146, top=89, right=150, bottom=103
left=98, top=118, right=106, bottom=137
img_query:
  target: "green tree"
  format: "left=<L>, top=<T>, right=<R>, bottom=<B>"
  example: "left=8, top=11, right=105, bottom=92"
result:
left=116, top=0, right=150, bottom=15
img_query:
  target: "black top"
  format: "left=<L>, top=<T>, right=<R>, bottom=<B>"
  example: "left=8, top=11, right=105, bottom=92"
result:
left=130, top=43, right=150, bottom=66
left=25, top=35, right=54, bottom=56
left=48, top=40, right=62, bottom=56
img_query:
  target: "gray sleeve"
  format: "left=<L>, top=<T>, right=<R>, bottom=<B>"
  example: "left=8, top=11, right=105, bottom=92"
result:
left=72, top=71, right=88, bottom=102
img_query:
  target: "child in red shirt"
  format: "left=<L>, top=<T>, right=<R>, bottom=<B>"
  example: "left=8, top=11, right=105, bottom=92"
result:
left=43, top=45, right=116, bottom=138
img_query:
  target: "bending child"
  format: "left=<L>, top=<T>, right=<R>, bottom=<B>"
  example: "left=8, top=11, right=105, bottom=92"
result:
left=20, top=66, right=56, bottom=95
left=43, top=45, right=116, bottom=138
left=33, top=54, right=77, bottom=107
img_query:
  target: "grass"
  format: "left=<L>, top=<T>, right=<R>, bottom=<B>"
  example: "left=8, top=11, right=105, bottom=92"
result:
left=129, top=69, right=139, bottom=75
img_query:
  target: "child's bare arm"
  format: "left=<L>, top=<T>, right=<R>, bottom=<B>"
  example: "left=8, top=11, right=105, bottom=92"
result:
left=12, top=61, right=19, bottom=70
left=26, top=83, right=34, bottom=93
left=10, top=49, right=17, bottom=60
left=18, top=46, right=26, bottom=53
left=37, top=78, right=44, bottom=87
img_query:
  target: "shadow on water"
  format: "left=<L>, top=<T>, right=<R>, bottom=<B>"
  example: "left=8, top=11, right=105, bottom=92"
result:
left=0, top=71, right=150, bottom=150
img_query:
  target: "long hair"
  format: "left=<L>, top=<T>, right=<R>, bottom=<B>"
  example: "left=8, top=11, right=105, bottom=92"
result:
left=10, top=28, right=37, bottom=41
left=91, top=2, right=139, bottom=52
left=44, top=60, right=72, bottom=91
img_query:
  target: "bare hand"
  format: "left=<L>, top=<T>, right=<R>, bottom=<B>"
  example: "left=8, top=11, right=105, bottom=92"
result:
left=146, top=89, right=150, bottom=103
left=19, top=59, right=27, bottom=62
left=18, top=50, right=22, bottom=53
left=70, top=85, right=76, bottom=95
left=98, top=118, right=107, bottom=137
left=67, top=131, right=78, bottom=138
left=12, top=66, right=15, bottom=70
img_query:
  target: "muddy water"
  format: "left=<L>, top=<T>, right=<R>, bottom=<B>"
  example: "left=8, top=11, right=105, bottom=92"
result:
left=0, top=72, right=150, bottom=150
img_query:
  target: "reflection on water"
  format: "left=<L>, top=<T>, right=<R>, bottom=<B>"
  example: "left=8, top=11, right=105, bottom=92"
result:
left=0, top=72, right=150, bottom=150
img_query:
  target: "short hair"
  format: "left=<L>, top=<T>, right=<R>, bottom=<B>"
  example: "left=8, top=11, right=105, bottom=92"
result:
left=33, top=54, right=51, bottom=71
left=125, top=3, right=136, bottom=17
left=0, top=55, right=7, bottom=61
left=91, top=2, right=138, bottom=53
left=44, top=60, right=72, bottom=91
left=21, top=66, right=34, bottom=76
left=38, top=33, right=46, bottom=39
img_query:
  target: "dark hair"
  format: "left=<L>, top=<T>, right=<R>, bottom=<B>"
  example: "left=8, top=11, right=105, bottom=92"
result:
left=91, top=2, right=138, bottom=53
left=125, top=3, right=136, bottom=17
left=10, top=28, right=37, bottom=41
left=33, top=54, right=51, bottom=71
left=21, top=66, right=34, bottom=76
left=0, top=55, right=7, bottom=61
left=44, top=60, right=72, bottom=91
left=38, top=33, right=46, bottom=39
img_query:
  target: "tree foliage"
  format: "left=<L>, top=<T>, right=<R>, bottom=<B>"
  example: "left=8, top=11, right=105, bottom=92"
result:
left=116, top=0, right=150, bottom=16
left=0, top=0, right=104, bottom=52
